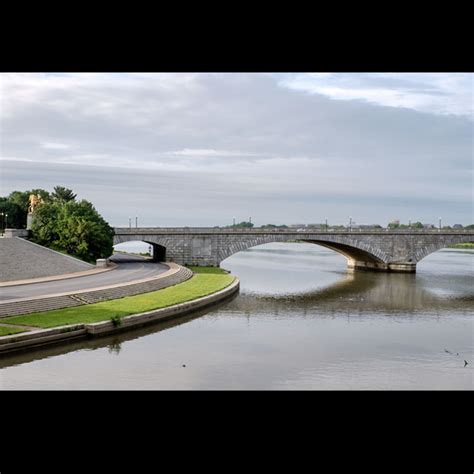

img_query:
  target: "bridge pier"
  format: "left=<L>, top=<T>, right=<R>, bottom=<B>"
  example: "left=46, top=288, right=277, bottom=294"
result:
left=347, top=260, right=417, bottom=273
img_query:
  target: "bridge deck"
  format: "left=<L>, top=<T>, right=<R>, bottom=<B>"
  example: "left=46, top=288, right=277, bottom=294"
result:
left=115, top=227, right=473, bottom=235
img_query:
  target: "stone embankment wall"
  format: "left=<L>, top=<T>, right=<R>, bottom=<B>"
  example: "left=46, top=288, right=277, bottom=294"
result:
left=0, top=277, right=240, bottom=355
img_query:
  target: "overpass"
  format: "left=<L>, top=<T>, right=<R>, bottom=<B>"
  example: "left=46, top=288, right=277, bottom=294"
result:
left=113, top=228, right=474, bottom=273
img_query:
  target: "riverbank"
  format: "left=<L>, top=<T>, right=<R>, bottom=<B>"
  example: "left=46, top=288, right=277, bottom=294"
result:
left=0, top=267, right=239, bottom=354
left=448, top=242, right=474, bottom=248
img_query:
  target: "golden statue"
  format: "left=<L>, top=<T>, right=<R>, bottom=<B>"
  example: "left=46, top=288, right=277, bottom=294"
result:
left=28, top=194, right=43, bottom=214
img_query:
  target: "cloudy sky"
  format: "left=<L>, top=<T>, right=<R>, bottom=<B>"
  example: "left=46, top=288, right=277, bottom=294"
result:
left=1, top=73, right=472, bottom=227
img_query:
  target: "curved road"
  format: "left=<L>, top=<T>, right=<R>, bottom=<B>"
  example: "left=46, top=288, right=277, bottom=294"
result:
left=0, top=254, right=169, bottom=301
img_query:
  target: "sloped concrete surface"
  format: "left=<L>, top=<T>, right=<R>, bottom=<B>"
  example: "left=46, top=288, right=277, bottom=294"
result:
left=0, top=263, right=191, bottom=317
left=0, top=238, right=93, bottom=282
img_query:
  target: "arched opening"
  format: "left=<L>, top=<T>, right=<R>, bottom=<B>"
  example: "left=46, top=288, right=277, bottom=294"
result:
left=112, top=240, right=166, bottom=263
left=219, top=237, right=386, bottom=272
left=220, top=241, right=352, bottom=295
left=416, top=240, right=474, bottom=270
left=302, top=239, right=386, bottom=266
left=418, top=237, right=474, bottom=260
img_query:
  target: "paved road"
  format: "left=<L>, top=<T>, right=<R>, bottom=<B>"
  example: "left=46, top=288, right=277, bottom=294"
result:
left=0, top=254, right=169, bottom=301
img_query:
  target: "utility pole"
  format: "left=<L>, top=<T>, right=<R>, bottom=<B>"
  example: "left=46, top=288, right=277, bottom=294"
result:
left=135, top=216, right=138, bottom=228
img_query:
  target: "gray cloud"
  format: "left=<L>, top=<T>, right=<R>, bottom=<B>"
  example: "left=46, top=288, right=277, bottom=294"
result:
left=0, top=73, right=472, bottom=227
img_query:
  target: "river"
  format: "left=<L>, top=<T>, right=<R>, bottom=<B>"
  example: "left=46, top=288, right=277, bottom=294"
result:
left=0, top=242, right=472, bottom=389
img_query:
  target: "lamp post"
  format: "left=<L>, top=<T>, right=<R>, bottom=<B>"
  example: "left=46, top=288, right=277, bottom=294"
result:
left=325, top=217, right=328, bottom=232
left=128, top=217, right=131, bottom=229
left=135, top=216, right=138, bottom=229
left=0, top=212, right=3, bottom=233
left=349, top=216, right=352, bottom=232
left=409, top=219, right=411, bottom=228
left=439, top=217, right=442, bottom=231
left=233, top=217, right=235, bottom=226
left=4, top=213, right=7, bottom=230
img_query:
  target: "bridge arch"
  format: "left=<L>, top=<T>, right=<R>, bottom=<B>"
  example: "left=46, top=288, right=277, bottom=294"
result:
left=113, top=236, right=167, bottom=262
left=218, top=235, right=390, bottom=269
left=414, top=235, right=474, bottom=263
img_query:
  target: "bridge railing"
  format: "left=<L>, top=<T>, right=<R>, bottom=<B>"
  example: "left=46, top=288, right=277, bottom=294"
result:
left=114, top=227, right=474, bottom=234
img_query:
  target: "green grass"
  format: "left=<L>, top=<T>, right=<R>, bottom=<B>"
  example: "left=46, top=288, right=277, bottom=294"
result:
left=187, top=266, right=229, bottom=274
left=448, top=242, right=474, bottom=248
left=0, top=273, right=235, bottom=329
left=0, top=326, right=27, bottom=336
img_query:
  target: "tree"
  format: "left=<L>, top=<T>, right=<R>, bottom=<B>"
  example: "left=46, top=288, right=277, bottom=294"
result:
left=4, top=189, right=50, bottom=228
left=30, top=194, right=114, bottom=263
left=412, top=221, right=424, bottom=229
left=0, top=197, right=25, bottom=229
left=51, top=186, right=77, bottom=203
left=8, top=189, right=50, bottom=209
left=231, top=221, right=254, bottom=228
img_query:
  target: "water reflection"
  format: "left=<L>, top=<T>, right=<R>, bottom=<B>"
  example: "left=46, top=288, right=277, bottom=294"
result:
left=0, top=243, right=472, bottom=390
left=0, top=293, right=238, bottom=370
left=222, top=243, right=473, bottom=314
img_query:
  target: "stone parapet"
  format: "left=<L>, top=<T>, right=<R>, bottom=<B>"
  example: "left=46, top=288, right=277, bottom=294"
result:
left=3, top=228, right=29, bottom=238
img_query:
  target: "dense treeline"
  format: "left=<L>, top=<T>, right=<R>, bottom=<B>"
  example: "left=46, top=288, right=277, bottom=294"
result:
left=1, top=186, right=114, bottom=263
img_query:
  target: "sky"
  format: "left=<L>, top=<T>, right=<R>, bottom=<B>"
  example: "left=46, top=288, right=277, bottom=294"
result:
left=0, top=72, right=472, bottom=227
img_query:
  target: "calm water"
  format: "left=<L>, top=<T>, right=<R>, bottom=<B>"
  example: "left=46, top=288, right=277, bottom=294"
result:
left=0, top=243, right=472, bottom=390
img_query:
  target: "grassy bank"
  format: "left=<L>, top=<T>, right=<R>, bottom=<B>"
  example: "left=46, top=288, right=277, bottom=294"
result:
left=449, top=242, right=474, bottom=248
left=0, top=270, right=235, bottom=330
left=187, top=266, right=229, bottom=274
left=0, top=326, right=26, bottom=336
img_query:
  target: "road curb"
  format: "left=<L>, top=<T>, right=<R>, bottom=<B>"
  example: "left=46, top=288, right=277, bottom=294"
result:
left=0, top=262, right=118, bottom=287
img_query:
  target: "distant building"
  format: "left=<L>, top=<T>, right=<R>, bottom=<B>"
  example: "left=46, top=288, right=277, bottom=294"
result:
left=423, top=223, right=435, bottom=229
left=453, top=224, right=463, bottom=229
left=290, top=224, right=306, bottom=228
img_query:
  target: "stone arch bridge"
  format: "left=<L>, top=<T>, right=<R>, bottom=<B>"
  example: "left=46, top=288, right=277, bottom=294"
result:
left=113, top=228, right=474, bottom=273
